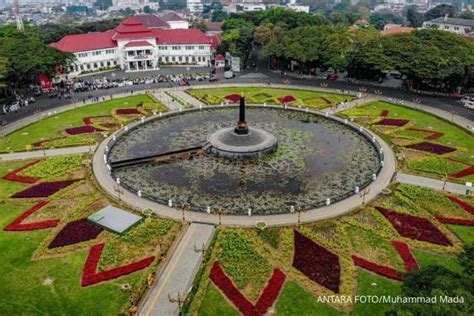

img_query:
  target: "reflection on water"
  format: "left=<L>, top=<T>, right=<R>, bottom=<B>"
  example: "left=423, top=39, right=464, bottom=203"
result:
left=111, top=108, right=380, bottom=215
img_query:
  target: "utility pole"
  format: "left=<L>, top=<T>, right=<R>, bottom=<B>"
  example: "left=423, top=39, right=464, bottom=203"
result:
left=14, top=0, right=24, bottom=32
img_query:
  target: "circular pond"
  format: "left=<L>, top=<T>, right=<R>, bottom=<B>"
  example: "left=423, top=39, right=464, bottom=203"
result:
left=108, top=107, right=381, bottom=215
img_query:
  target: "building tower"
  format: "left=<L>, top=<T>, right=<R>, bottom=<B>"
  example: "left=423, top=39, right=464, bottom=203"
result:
left=14, top=0, right=24, bottom=32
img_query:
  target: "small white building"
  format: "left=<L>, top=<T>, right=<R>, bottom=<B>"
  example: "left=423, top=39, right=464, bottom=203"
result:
left=51, top=16, right=213, bottom=76
left=422, top=16, right=474, bottom=35
left=187, top=0, right=203, bottom=15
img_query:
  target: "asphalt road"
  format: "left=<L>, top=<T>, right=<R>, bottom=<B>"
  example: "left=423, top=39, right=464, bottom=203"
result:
left=2, top=66, right=472, bottom=125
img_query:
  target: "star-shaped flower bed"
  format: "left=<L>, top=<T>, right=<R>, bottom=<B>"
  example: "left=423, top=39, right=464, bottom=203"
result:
left=407, top=128, right=444, bottom=140
left=446, top=196, right=474, bottom=215
left=292, top=230, right=340, bottom=293
left=11, top=180, right=78, bottom=198
left=376, top=206, right=452, bottom=246
left=48, top=218, right=103, bottom=249
left=405, top=141, right=456, bottom=155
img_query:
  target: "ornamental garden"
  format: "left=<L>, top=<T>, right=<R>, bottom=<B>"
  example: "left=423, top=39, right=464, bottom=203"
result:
left=0, top=86, right=473, bottom=315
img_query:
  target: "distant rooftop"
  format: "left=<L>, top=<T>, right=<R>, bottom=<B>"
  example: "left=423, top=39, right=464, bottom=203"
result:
left=160, top=12, right=186, bottom=22
left=427, top=17, right=474, bottom=28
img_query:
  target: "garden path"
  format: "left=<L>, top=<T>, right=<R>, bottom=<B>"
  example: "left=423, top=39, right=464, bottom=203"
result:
left=397, top=172, right=470, bottom=195
left=173, top=90, right=205, bottom=108
left=153, top=90, right=183, bottom=111
left=138, top=222, right=216, bottom=316
left=0, top=145, right=96, bottom=161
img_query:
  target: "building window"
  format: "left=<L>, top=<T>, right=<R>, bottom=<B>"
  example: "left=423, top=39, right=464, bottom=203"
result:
left=178, top=56, right=182, bottom=62
left=93, top=63, right=98, bottom=68
left=172, top=46, right=180, bottom=50
left=172, top=57, right=175, bottom=62
left=454, top=26, right=459, bottom=31
left=199, top=46, right=205, bottom=50
left=105, top=49, right=115, bottom=54
left=444, top=25, right=449, bottom=29
left=92, top=51, right=102, bottom=56
left=185, top=46, right=194, bottom=50
left=159, top=46, right=166, bottom=50
left=87, top=64, right=91, bottom=70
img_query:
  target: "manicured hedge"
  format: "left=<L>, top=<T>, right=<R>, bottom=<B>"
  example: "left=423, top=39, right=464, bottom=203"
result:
left=278, top=95, right=296, bottom=104
left=435, top=216, right=474, bottom=226
left=65, top=126, right=99, bottom=135
left=116, top=108, right=140, bottom=115
left=48, top=218, right=103, bottom=249
left=255, top=268, right=286, bottom=314
left=292, top=230, right=340, bottom=293
left=446, top=196, right=474, bottom=215
left=224, top=94, right=241, bottom=103
left=407, top=128, right=444, bottom=140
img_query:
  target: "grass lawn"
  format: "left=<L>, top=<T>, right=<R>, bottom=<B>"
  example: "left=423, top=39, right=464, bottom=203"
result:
left=340, top=101, right=474, bottom=182
left=0, top=202, right=146, bottom=315
left=188, top=87, right=353, bottom=109
left=276, top=269, right=402, bottom=316
left=0, top=160, right=28, bottom=198
left=446, top=225, right=474, bottom=244
left=412, top=249, right=463, bottom=274
left=0, top=94, right=166, bottom=152
left=197, top=283, right=239, bottom=316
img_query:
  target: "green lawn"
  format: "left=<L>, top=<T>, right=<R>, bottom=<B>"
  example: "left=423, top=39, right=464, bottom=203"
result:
left=0, top=202, right=148, bottom=315
left=0, top=160, right=28, bottom=198
left=447, top=225, right=474, bottom=244
left=340, top=101, right=474, bottom=181
left=276, top=269, right=402, bottom=316
left=188, top=87, right=353, bottom=109
left=412, top=249, right=464, bottom=274
left=198, top=283, right=239, bottom=316
left=0, top=94, right=166, bottom=152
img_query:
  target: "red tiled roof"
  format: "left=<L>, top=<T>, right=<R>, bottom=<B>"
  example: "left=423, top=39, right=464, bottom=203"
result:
left=134, top=14, right=169, bottom=28
left=215, top=54, right=225, bottom=60
left=50, top=30, right=116, bottom=53
left=51, top=18, right=211, bottom=53
left=209, top=34, right=221, bottom=49
left=113, top=16, right=154, bottom=40
left=382, top=26, right=414, bottom=36
left=153, top=28, right=211, bottom=44
left=124, top=40, right=154, bottom=48
left=159, top=12, right=186, bottom=22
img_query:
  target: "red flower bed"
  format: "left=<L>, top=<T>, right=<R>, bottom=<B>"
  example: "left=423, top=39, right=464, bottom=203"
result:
left=65, top=125, right=98, bottom=135
left=376, top=207, right=452, bottom=246
left=380, top=110, right=389, bottom=117
left=255, top=269, right=286, bottom=314
left=293, top=230, right=340, bottom=293
left=83, top=115, right=111, bottom=125
left=278, top=95, right=296, bottom=104
left=446, top=196, right=474, bottom=215
left=210, top=261, right=259, bottom=315
left=48, top=218, right=103, bottom=249
left=3, top=160, right=41, bottom=184
left=224, top=94, right=241, bottom=103
left=450, top=165, right=474, bottom=178
left=391, top=240, right=419, bottom=272
left=375, top=118, right=409, bottom=126
left=435, top=216, right=474, bottom=226
left=407, top=128, right=444, bottom=140
left=11, top=179, right=78, bottom=198
left=116, top=108, right=140, bottom=115
left=352, top=255, right=403, bottom=281
left=4, top=201, right=59, bottom=231
left=81, top=243, right=155, bottom=287
left=405, top=141, right=456, bottom=155
left=210, top=261, right=286, bottom=315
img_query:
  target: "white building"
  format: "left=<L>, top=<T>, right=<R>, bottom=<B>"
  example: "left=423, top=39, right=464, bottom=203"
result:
left=422, top=16, right=474, bottom=35
left=187, top=0, right=203, bottom=15
left=51, top=16, right=214, bottom=76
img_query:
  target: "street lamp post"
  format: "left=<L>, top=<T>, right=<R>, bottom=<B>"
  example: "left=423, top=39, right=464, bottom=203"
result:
left=359, top=187, right=370, bottom=205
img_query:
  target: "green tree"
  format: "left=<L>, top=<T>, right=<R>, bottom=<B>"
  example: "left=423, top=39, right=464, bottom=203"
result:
left=369, top=12, right=404, bottom=30
left=406, top=5, right=425, bottom=27
left=211, top=9, right=228, bottom=22
left=0, top=58, right=7, bottom=88
left=0, top=28, right=73, bottom=91
left=94, top=0, right=113, bottom=10
left=424, top=4, right=458, bottom=21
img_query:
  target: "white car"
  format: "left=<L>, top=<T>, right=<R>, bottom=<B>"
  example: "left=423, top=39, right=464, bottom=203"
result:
left=463, top=99, right=474, bottom=109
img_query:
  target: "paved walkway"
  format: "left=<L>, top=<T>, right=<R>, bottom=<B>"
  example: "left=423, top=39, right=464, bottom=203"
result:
left=0, top=145, right=96, bottom=161
left=174, top=90, right=205, bottom=108
left=139, top=223, right=216, bottom=316
left=397, top=172, right=469, bottom=195
left=153, top=90, right=183, bottom=111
